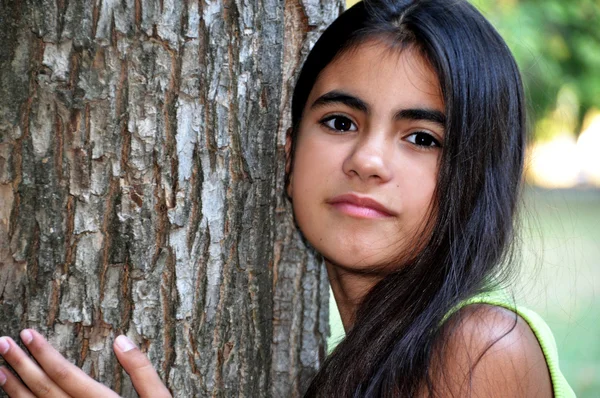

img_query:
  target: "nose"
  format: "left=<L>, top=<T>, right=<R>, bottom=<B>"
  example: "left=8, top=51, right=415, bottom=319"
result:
left=342, top=133, right=393, bottom=183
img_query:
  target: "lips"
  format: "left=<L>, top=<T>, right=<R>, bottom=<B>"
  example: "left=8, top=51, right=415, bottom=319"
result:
left=327, top=193, right=396, bottom=219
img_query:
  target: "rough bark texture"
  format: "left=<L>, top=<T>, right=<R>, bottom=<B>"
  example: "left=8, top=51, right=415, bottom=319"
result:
left=0, top=0, right=342, bottom=396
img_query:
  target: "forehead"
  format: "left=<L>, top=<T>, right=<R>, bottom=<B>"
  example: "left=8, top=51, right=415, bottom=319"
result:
left=306, top=40, right=444, bottom=113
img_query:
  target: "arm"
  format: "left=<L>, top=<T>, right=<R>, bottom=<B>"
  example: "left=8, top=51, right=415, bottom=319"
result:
left=426, top=304, right=553, bottom=398
left=0, top=329, right=171, bottom=398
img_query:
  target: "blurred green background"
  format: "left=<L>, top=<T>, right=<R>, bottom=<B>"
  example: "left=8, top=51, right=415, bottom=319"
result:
left=329, top=1, right=600, bottom=396
left=519, top=187, right=600, bottom=396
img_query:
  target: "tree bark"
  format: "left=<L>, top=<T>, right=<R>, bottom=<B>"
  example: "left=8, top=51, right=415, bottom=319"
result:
left=0, top=0, right=342, bottom=396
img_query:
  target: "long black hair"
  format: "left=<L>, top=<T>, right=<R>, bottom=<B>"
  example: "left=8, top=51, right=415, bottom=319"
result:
left=288, top=0, right=526, bottom=396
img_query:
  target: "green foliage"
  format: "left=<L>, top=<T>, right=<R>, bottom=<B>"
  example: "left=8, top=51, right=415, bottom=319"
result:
left=472, top=0, right=600, bottom=138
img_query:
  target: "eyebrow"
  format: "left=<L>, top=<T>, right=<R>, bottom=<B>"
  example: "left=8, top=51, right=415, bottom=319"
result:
left=395, top=108, right=446, bottom=126
left=310, top=90, right=446, bottom=127
left=311, top=90, right=369, bottom=113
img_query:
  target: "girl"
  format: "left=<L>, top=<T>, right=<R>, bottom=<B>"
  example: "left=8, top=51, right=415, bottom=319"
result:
left=0, top=0, right=575, bottom=396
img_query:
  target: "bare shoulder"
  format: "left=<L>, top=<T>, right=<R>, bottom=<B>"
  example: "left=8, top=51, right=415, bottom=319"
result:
left=427, top=304, right=553, bottom=397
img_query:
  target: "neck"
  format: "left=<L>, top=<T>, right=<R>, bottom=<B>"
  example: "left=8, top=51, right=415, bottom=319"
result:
left=325, top=260, right=383, bottom=331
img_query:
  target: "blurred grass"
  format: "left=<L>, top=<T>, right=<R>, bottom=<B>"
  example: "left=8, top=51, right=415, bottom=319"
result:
left=328, top=186, right=600, bottom=396
left=518, top=186, right=600, bottom=397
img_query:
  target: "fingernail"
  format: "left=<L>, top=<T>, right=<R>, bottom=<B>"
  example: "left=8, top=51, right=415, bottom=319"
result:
left=116, top=335, right=136, bottom=352
left=0, top=338, right=9, bottom=355
left=0, top=368, right=6, bottom=386
left=20, top=329, right=33, bottom=345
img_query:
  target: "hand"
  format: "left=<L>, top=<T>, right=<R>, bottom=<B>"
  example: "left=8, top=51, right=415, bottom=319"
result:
left=0, top=329, right=172, bottom=398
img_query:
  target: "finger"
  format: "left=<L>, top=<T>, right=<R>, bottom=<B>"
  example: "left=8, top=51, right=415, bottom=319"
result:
left=0, top=366, right=36, bottom=398
left=113, top=336, right=171, bottom=398
left=0, top=336, right=68, bottom=398
left=20, top=329, right=119, bottom=398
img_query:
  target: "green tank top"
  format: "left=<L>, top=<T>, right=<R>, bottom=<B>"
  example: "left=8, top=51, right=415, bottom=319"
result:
left=328, top=290, right=576, bottom=397
left=456, top=291, right=576, bottom=397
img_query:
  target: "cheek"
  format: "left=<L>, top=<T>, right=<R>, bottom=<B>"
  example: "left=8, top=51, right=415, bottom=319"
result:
left=289, top=136, right=340, bottom=240
left=396, top=155, right=439, bottom=227
left=291, top=133, right=340, bottom=197
left=292, top=146, right=328, bottom=207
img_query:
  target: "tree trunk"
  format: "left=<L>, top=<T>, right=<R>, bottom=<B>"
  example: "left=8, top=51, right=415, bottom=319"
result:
left=0, top=0, right=342, bottom=396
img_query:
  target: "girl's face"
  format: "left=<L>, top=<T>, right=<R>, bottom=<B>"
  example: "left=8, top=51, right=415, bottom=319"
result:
left=288, top=40, right=445, bottom=272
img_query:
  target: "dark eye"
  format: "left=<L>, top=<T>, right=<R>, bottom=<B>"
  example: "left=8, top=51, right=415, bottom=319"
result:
left=405, top=132, right=440, bottom=148
left=321, top=115, right=358, bottom=132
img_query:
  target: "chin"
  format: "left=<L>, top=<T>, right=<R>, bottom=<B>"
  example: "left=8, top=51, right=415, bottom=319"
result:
left=319, top=244, right=396, bottom=274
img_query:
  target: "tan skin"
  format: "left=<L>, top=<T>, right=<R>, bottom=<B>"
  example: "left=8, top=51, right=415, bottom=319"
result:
left=0, top=40, right=552, bottom=397
left=0, top=330, right=171, bottom=397
left=287, top=42, right=444, bottom=329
